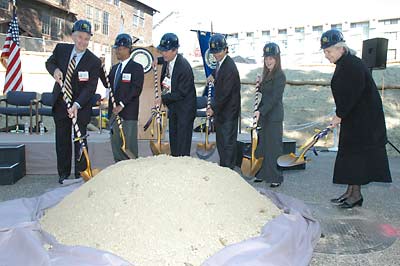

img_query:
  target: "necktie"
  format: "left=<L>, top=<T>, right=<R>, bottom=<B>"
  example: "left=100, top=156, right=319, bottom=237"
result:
left=64, top=54, right=76, bottom=101
left=165, top=62, right=170, bottom=78
left=215, top=62, right=220, bottom=78
left=114, top=63, right=122, bottom=91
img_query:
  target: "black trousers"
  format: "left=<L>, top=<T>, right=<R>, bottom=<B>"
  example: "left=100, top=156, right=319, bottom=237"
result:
left=215, top=118, right=238, bottom=169
left=168, top=111, right=194, bottom=156
left=54, top=116, right=88, bottom=178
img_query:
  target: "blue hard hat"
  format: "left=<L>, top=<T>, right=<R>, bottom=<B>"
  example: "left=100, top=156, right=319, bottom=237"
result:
left=157, top=33, right=179, bottom=51
left=209, top=34, right=227, bottom=54
left=320, top=29, right=345, bottom=49
left=72, top=19, right=92, bottom=35
left=113, top=33, right=133, bottom=49
left=263, top=42, right=280, bottom=57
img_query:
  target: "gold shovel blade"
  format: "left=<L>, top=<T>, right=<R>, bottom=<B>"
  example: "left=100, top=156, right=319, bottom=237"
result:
left=241, top=157, right=263, bottom=177
left=80, top=168, right=101, bottom=182
left=150, top=140, right=170, bottom=155
left=277, top=153, right=306, bottom=167
left=196, top=143, right=216, bottom=159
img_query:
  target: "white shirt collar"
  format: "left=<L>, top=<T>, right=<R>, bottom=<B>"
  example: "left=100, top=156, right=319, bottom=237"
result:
left=168, top=54, right=178, bottom=76
left=219, top=54, right=227, bottom=67
left=119, top=57, right=131, bottom=72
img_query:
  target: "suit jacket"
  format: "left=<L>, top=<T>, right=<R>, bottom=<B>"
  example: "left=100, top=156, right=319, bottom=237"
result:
left=331, top=52, right=387, bottom=152
left=160, top=54, right=196, bottom=121
left=46, top=43, right=101, bottom=125
left=103, top=59, right=144, bottom=120
left=211, top=55, right=241, bottom=123
left=257, top=69, right=286, bottom=122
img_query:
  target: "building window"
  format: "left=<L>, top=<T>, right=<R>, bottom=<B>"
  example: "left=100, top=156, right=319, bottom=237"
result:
left=350, top=21, right=369, bottom=28
left=229, top=33, right=238, bottom=38
left=85, top=5, right=93, bottom=21
left=331, top=23, right=342, bottom=31
left=262, top=30, right=270, bottom=36
left=93, top=7, right=101, bottom=32
left=102, top=12, right=109, bottom=35
left=0, top=0, right=8, bottom=9
left=133, top=9, right=144, bottom=28
left=246, top=32, right=253, bottom=37
left=86, top=5, right=107, bottom=35
left=379, top=18, right=400, bottom=25
left=51, top=17, right=63, bottom=38
left=295, top=27, right=304, bottom=33
left=278, top=29, right=287, bottom=35
left=114, top=0, right=120, bottom=5
left=312, top=25, right=323, bottom=32
left=41, top=14, right=51, bottom=35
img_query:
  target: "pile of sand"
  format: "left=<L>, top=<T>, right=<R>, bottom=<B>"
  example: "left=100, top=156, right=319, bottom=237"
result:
left=41, top=156, right=281, bottom=265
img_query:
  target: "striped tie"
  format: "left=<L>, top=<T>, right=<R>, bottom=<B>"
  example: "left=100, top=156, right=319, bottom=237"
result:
left=64, top=54, right=76, bottom=102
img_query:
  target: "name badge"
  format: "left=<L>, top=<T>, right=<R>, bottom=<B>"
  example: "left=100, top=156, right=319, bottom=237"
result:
left=78, top=71, right=89, bottom=81
left=122, top=73, right=131, bottom=83
left=161, top=76, right=171, bottom=93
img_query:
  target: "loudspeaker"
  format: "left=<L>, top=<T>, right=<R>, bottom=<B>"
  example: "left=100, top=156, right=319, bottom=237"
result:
left=361, top=38, right=388, bottom=70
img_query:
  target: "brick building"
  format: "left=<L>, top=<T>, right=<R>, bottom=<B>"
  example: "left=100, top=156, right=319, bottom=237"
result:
left=0, top=0, right=157, bottom=55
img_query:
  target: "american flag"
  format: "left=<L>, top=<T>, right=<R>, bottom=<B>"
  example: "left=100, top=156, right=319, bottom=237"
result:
left=1, top=5, right=23, bottom=94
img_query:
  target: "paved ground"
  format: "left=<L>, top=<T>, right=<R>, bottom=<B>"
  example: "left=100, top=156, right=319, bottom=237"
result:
left=0, top=149, right=399, bottom=266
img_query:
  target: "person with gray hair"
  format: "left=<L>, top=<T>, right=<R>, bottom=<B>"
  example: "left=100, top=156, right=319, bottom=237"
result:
left=320, top=29, right=391, bottom=208
left=46, top=20, right=101, bottom=184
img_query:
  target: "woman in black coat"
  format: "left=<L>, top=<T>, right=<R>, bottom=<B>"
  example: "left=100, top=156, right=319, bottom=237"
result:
left=321, top=29, right=391, bottom=208
left=254, top=42, right=286, bottom=187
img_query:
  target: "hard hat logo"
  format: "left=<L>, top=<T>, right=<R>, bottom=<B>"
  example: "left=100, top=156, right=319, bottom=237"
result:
left=263, top=42, right=280, bottom=57
left=72, top=19, right=92, bottom=35
left=320, top=29, right=345, bottom=49
left=157, top=33, right=180, bottom=51
left=208, top=34, right=227, bottom=54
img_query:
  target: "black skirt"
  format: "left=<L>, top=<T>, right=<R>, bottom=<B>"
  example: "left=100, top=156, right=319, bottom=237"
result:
left=333, top=146, right=392, bottom=185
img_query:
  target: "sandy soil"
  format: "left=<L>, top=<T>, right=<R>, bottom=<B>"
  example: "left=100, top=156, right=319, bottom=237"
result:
left=40, top=156, right=281, bottom=266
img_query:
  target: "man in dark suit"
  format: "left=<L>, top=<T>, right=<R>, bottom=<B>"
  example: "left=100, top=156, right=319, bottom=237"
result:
left=100, top=33, right=144, bottom=161
left=155, top=33, right=196, bottom=156
left=206, top=34, right=241, bottom=169
left=45, top=20, right=101, bottom=184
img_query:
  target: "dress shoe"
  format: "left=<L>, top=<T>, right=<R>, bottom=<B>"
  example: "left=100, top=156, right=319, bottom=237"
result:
left=253, top=178, right=264, bottom=183
left=330, top=196, right=347, bottom=205
left=58, top=175, right=68, bottom=184
left=270, top=182, right=281, bottom=188
left=339, top=197, right=363, bottom=209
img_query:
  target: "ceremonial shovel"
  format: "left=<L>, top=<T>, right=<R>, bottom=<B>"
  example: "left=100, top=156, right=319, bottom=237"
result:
left=241, top=81, right=263, bottom=177
left=277, top=126, right=333, bottom=167
left=196, top=81, right=216, bottom=159
left=59, top=80, right=100, bottom=181
left=149, top=66, right=170, bottom=155
left=101, top=64, right=136, bottom=159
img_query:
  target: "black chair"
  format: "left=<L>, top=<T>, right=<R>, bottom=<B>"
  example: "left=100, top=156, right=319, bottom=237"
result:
left=90, top=93, right=103, bottom=132
left=34, top=92, right=53, bottom=133
left=0, top=91, right=38, bottom=133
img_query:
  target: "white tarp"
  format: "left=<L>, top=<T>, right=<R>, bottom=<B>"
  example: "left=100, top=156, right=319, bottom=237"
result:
left=0, top=180, right=320, bottom=266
